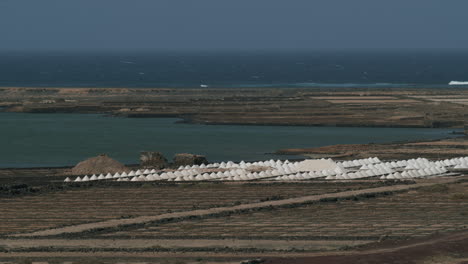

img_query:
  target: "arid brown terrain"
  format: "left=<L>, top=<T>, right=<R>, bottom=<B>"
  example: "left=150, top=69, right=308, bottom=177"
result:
left=1, top=87, right=468, bottom=263
left=277, top=136, right=468, bottom=160
left=0, top=176, right=467, bottom=264
left=1, top=87, right=467, bottom=128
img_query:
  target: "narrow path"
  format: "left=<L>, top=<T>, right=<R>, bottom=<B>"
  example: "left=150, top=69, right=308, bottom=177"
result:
left=3, top=229, right=468, bottom=260
left=11, top=177, right=462, bottom=237
left=0, top=238, right=371, bottom=251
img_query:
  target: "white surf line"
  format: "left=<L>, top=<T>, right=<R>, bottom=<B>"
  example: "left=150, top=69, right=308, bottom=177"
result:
left=11, top=178, right=462, bottom=237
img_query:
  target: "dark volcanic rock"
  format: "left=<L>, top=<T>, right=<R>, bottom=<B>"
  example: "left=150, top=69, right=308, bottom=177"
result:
left=140, top=151, right=168, bottom=169
left=173, top=153, right=208, bottom=167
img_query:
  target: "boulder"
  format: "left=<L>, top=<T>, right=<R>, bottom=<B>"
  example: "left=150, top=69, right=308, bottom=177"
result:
left=173, top=153, right=208, bottom=167
left=71, top=154, right=128, bottom=175
left=140, top=151, right=168, bottom=169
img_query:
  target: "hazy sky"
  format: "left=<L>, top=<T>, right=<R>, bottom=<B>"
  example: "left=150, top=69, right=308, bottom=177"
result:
left=1, top=0, right=467, bottom=51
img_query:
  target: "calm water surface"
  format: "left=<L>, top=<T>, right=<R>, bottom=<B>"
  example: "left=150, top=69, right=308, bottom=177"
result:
left=0, top=113, right=460, bottom=168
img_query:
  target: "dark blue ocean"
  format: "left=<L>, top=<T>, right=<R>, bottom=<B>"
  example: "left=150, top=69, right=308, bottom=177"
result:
left=1, top=50, right=468, bottom=88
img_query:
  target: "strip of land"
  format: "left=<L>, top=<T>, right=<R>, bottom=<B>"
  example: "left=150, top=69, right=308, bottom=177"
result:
left=277, top=135, right=468, bottom=160
left=0, top=239, right=371, bottom=252
left=1, top=87, right=467, bottom=128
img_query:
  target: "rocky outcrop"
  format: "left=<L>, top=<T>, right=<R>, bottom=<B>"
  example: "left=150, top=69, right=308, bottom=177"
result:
left=173, top=153, right=208, bottom=167
left=140, top=151, right=168, bottom=169
left=71, top=154, right=128, bottom=175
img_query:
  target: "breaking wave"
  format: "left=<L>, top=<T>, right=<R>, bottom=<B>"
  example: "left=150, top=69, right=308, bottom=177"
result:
left=449, top=81, right=468, bottom=85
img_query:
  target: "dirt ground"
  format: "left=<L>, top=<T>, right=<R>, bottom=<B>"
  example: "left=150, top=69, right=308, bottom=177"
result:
left=9, top=179, right=437, bottom=237
left=0, top=177, right=466, bottom=264
left=264, top=230, right=468, bottom=264
left=1, top=87, right=467, bottom=128
left=277, top=136, right=468, bottom=160
left=0, top=181, right=394, bottom=235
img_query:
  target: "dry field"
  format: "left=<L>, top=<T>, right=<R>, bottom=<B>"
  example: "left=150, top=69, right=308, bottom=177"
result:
left=93, top=182, right=468, bottom=241
left=1, top=87, right=467, bottom=128
left=0, top=176, right=467, bottom=263
left=410, top=95, right=468, bottom=106
left=0, top=168, right=70, bottom=185
left=0, top=181, right=392, bottom=236
left=278, top=136, right=468, bottom=160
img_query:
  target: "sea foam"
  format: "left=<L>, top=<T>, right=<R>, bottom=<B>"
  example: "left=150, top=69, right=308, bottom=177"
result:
left=449, top=81, right=468, bottom=85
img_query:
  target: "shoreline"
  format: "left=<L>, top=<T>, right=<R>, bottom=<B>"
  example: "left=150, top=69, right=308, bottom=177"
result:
left=276, top=135, right=468, bottom=160
left=0, top=86, right=467, bottom=129
left=1, top=86, right=466, bottom=170
left=1, top=135, right=465, bottom=172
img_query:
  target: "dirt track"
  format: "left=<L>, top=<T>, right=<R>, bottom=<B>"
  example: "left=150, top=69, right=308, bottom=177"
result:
left=1, top=230, right=468, bottom=263
left=0, top=238, right=371, bottom=251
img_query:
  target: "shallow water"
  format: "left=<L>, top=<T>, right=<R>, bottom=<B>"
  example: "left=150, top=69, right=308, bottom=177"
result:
left=0, top=113, right=461, bottom=168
